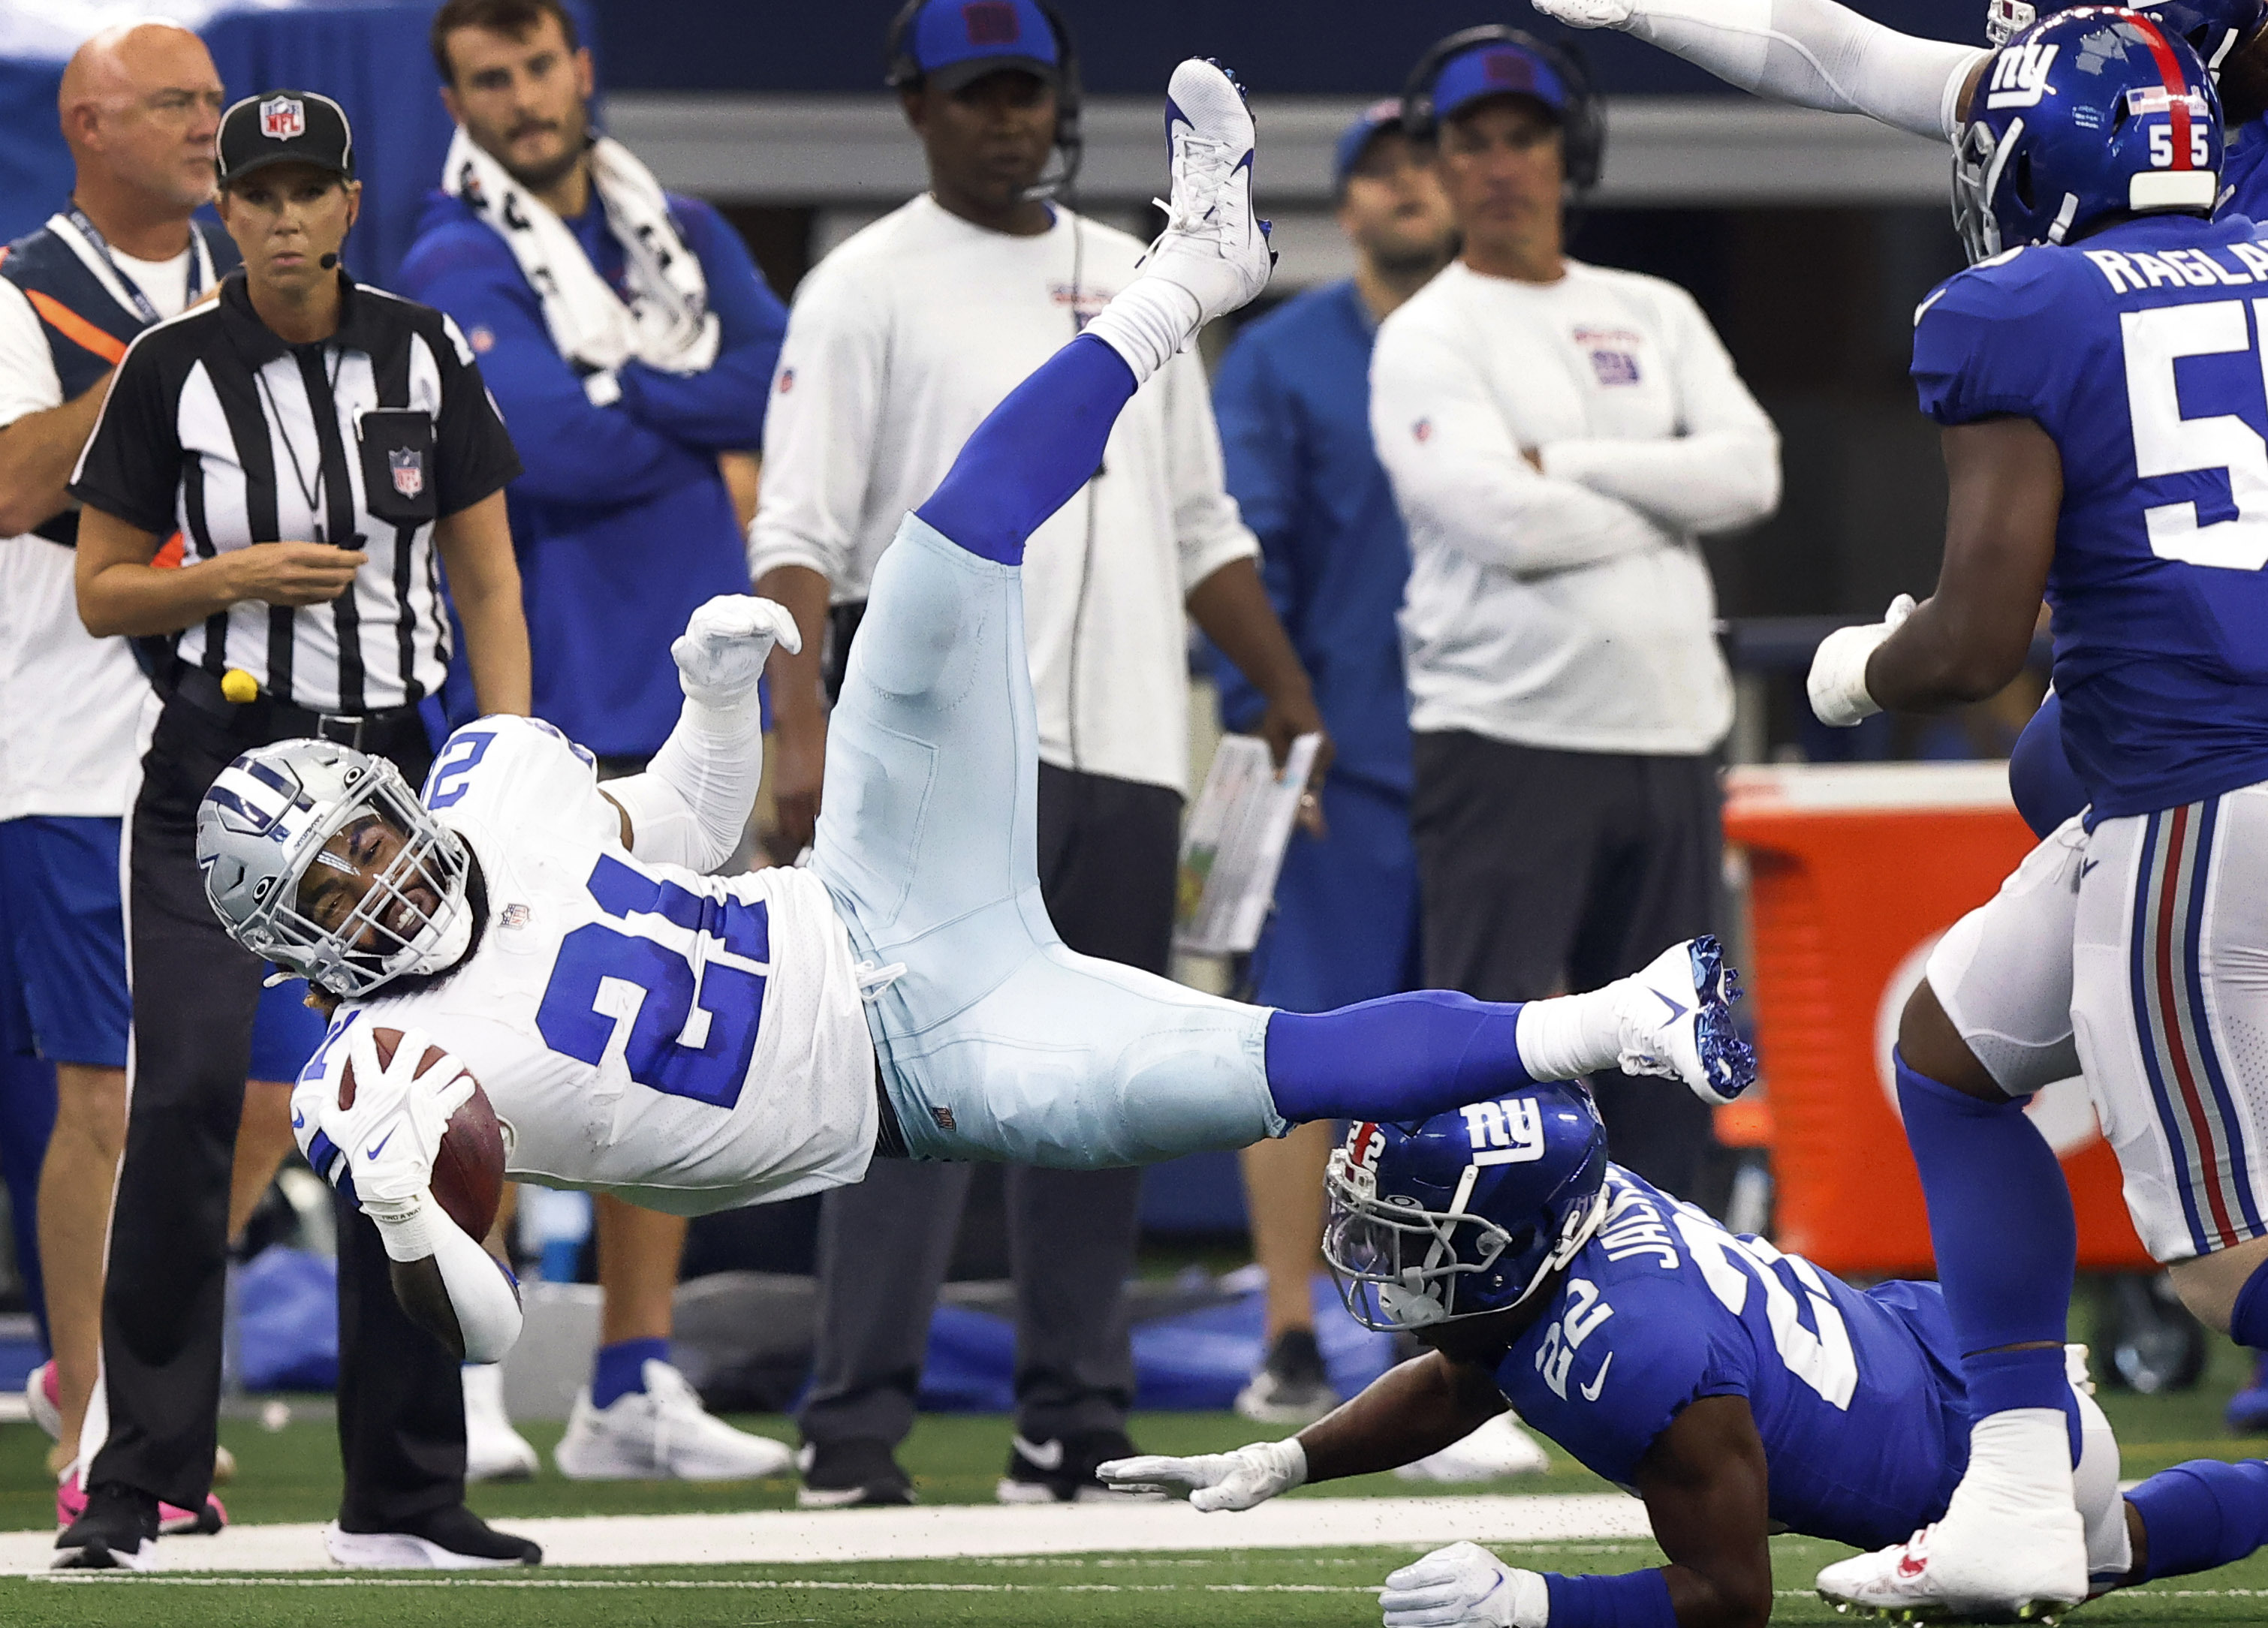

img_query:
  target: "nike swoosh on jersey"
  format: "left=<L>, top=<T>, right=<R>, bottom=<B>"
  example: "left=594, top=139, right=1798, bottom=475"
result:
left=1012, top=1434, right=1065, bottom=1471
left=1580, top=1352, right=1614, bottom=1402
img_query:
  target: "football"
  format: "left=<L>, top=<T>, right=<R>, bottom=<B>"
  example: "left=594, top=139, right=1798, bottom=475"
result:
left=339, top=1027, right=506, bottom=1242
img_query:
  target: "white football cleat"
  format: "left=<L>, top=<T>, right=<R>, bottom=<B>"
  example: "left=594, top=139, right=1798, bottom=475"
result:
left=1613, top=935, right=1756, bottom=1105
left=553, top=1359, right=796, bottom=1482
left=1393, top=1413, right=1550, bottom=1482
left=1529, top=0, right=1639, bottom=28
left=1143, top=58, right=1276, bottom=327
left=461, top=1363, right=538, bottom=1483
left=1817, top=1408, right=2087, bottom=1623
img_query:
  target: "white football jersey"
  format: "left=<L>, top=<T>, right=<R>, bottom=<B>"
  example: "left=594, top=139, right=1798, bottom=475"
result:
left=294, top=716, right=879, bottom=1215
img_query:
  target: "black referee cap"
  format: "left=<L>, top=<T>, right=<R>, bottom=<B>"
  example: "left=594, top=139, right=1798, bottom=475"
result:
left=215, top=90, right=355, bottom=190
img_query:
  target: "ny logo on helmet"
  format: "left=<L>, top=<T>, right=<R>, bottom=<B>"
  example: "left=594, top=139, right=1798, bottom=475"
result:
left=1985, top=39, right=2060, bottom=108
left=1459, top=1097, right=1547, bottom=1166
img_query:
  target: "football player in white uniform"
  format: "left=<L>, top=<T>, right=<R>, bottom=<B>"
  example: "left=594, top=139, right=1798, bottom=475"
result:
left=193, top=59, right=1756, bottom=1371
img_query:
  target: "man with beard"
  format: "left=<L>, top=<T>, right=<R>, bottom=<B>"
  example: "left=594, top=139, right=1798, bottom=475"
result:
left=397, top=0, right=791, bottom=1485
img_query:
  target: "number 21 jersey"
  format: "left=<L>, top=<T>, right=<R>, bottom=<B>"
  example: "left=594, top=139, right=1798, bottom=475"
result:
left=1912, top=212, right=2268, bottom=820
left=297, top=716, right=880, bottom=1215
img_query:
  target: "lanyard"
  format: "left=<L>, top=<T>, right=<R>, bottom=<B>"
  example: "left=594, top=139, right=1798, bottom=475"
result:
left=63, top=203, right=204, bottom=327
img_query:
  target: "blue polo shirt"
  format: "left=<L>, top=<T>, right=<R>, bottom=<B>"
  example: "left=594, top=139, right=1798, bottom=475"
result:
left=399, top=189, right=787, bottom=757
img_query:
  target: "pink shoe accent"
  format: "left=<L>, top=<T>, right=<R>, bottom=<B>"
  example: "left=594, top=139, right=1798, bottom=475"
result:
left=56, top=1467, right=228, bottom=1536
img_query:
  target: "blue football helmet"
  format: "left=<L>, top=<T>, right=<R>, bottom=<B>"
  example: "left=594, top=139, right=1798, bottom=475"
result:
left=1991, top=0, right=2262, bottom=77
left=1324, top=1083, right=1610, bottom=1332
left=1955, top=8, right=2222, bottom=263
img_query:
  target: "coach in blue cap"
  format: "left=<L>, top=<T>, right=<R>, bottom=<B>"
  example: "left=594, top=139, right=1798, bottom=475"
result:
left=1372, top=29, right=1779, bottom=1202
left=1202, top=100, right=1456, bottom=1426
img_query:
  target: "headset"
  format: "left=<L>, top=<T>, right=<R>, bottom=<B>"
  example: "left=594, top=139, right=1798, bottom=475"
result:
left=884, top=0, right=1086, bottom=200
left=1401, top=24, right=1606, bottom=192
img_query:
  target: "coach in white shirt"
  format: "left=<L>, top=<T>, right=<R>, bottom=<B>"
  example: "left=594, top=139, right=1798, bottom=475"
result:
left=752, top=0, right=1323, bottom=1509
left=1372, top=28, right=1779, bottom=1196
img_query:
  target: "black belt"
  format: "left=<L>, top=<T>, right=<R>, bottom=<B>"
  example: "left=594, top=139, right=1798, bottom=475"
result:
left=167, top=664, right=423, bottom=752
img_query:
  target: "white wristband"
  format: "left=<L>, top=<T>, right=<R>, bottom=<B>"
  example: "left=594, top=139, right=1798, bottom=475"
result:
left=369, top=1192, right=436, bottom=1263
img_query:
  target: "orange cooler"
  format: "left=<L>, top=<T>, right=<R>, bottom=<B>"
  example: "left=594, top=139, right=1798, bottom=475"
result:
left=1723, top=762, right=2149, bottom=1277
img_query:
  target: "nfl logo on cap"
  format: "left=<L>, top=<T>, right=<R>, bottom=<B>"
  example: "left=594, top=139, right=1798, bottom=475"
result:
left=389, top=447, right=423, bottom=499
left=259, top=95, right=305, bottom=140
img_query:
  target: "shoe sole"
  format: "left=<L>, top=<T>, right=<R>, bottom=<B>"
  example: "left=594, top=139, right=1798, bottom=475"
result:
left=1819, top=1592, right=2075, bottom=1624
left=51, top=1538, right=157, bottom=1572
left=797, top=1486, right=914, bottom=1510
left=466, top=1463, right=538, bottom=1484
left=1685, top=935, right=1757, bottom=1103
left=324, top=1526, right=532, bottom=1569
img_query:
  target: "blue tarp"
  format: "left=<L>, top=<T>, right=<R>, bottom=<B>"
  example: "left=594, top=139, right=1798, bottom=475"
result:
left=236, top=1245, right=339, bottom=1392
left=0, top=0, right=591, bottom=290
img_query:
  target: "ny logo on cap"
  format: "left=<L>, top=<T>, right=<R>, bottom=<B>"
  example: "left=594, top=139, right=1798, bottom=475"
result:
left=963, top=1, right=1020, bottom=46
left=389, top=447, right=424, bottom=498
left=260, top=96, right=306, bottom=140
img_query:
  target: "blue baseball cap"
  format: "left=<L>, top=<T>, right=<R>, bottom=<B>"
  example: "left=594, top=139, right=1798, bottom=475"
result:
left=1333, top=98, right=1408, bottom=194
left=1428, top=39, right=1571, bottom=127
left=899, top=0, right=1062, bottom=93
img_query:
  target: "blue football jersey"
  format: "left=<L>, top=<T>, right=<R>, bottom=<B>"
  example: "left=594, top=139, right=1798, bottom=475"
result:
left=1912, top=211, right=2268, bottom=820
left=1491, top=1169, right=1971, bottom=1551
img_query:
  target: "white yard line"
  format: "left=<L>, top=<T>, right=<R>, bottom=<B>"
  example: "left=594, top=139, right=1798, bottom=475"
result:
left=0, top=1494, right=1655, bottom=1576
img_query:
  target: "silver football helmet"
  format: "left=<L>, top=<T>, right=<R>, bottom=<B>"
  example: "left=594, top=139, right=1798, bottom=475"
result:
left=197, top=739, right=474, bottom=998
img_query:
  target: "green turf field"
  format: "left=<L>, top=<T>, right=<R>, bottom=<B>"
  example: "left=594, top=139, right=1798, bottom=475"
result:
left=0, top=1335, right=2261, bottom=1623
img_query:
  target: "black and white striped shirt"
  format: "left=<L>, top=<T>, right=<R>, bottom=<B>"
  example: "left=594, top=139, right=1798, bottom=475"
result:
left=69, top=270, right=521, bottom=715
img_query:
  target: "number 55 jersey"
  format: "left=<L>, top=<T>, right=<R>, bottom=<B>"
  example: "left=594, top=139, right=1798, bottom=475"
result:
left=1912, top=212, right=2268, bottom=821
left=294, top=716, right=881, bottom=1215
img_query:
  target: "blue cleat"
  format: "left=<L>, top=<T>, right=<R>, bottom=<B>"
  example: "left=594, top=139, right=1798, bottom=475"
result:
left=1613, top=935, right=1757, bottom=1106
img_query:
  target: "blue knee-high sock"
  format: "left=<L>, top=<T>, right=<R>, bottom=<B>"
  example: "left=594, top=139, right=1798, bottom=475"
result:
left=2128, top=1459, right=2268, bottom=1580
left=1896, top=1052, right=2081, bottom=1457
left=1266, top=992, right=1537, bottom=1124
left=913, top=335, right=1137, bottom=566
left=2230, top=1258, right=2268, bottom=1347
left=591, top=1336, right=671, bottom=1410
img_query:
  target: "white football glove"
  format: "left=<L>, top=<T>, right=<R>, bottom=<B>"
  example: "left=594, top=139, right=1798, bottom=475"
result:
left=1379, top=1542, right=1550, bottom=1628
left=671, top=595, right=803, bottom=711
left=319, top=1025, right=474, bottom=1217
left=1529, top=0, right=1637, bottom=29
left=1806, top=593, right=1917, bottom=727
left=1094, top=1437, right=1307, bottom=1512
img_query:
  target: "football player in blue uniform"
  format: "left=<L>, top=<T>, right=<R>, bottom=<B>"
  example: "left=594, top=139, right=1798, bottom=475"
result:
left=1790, top=8, right=2268, bottom=1618
left=1100, top=1086, right=2268, bottom=1628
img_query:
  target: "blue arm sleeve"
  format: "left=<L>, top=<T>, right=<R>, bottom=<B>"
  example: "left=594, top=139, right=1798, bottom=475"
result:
left=1205, top=331, right=1306, bottom=734
left=397, top=228, right=711, bottom=508
left=612, top=197, right=788, bottom=453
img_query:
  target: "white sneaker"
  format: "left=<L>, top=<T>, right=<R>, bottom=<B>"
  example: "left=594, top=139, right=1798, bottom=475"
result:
left=1816, top=1410, right=2087, bottom=1622
left=25, top=1360, right=59, bottom=1440
left=552, top=1359, right=796, bottom=1482
left=461, top=1363, right=538, bottom=1483
left=1393, top=1413, right=1550, bottom=1482
left=1613, top=936, right=1756, bottom=1105
left=1145, top=58, right=1276, bottom=326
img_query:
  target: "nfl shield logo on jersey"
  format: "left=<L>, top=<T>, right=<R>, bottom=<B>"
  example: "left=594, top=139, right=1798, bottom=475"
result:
left=259, top=96, right=306, bottom=140
left=389, top=447, right=424, bottom=498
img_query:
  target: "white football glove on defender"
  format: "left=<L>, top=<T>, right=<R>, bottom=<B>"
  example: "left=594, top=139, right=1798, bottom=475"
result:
left=1806, top=594, right=1916, bottom=727
left=1530, top=0, right=1637, bottom=27
left=670, top=595, right=803, bottom=712
left=1094, top=1437, right=1307, bottom=1511
left=1379, top=1542, right=1551, bottom=1628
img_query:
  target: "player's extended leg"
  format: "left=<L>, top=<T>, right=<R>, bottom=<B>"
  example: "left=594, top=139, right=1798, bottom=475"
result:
left=2122, top=1458, right=2268, bottom=1587
left=1819, top=818, right=2093, bottom=1617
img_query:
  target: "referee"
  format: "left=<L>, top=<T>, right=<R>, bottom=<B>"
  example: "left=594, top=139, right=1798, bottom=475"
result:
left=62, top=92, right=533, bottom=1570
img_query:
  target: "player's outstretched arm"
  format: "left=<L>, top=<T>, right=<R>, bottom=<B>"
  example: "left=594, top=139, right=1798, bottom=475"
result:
left=1535, top=0, right=1985, bottom=141
left=1811, top=417, right=2059, bottom=725
left=604, top=594, right=800, bottom=871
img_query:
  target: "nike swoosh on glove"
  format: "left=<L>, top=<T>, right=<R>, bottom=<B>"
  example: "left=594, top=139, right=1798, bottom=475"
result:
left=671, top=594, right=803, bottom=711
left=1806, top=593, right=1916, bottom=727
left=1093, top=1438, right=1306, bottom=1512
left=318, top=1024, right=474, bottom=1211
left=1379, top=1542, right=1550, bottom=1628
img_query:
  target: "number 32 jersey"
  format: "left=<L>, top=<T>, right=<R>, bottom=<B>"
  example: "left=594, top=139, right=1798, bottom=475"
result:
left=296, top=717, right=880, bottom=1215
left=1912, top=212, right=2268, bottom=821
left=1492, top=1169, right=1972, bottom=1552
